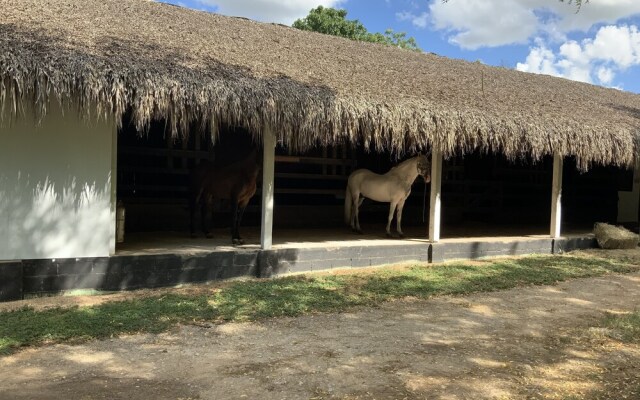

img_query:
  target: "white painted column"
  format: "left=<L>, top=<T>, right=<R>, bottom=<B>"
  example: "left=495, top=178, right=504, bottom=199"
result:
left=550, top=153, right=563, bottom=239
left=428, top=150, right=443, bottom=243
left=260, top=125, right=276, bottom=249
left=109, top=123, right=118, bottom=255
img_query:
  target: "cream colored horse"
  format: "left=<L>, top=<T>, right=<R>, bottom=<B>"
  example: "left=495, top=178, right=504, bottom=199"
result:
left=344, top=155, right=431, bottom=237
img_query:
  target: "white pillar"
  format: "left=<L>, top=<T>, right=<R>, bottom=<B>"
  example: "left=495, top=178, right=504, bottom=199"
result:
left=260, top=125, right=276, bottom=249
left=109, top=124, right=118, bottom=255
left=429, top=150, right=443, bottom=243
left=550, top=153, right=563, bottom=239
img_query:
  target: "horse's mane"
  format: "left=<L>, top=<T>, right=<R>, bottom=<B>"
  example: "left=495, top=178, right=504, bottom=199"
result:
left=389, top=156, right=418, bottom=172
left=211, top=147, right=260, bottom=170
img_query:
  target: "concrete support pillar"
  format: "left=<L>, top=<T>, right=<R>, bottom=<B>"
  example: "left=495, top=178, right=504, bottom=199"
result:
left=260, top=125, right=276, bottom=250
left=429, top=150, right=443, bottom=243
left=550, top=153, right=563, bottom=239
left=110, top=124, right=118, bottom=255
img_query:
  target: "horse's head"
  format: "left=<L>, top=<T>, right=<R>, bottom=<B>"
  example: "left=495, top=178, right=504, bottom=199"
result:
left=416, top=154, right=431, bottom=183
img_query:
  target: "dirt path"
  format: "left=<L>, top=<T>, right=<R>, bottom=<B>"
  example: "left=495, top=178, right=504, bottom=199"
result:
left=1, top=271, right=639, bottom=399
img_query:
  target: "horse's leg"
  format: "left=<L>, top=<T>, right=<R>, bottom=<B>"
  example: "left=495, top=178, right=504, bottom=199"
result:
left=386, top=201, right=398, bottom=238
left=230, top=198, right=239, bottom=245
left=238, top=205, right=246, bottom=240
left=356, top=197, right=364, bottom=233
left=353, top=193, right=363, bottom=234
left=396, top=199, right=406, bottom=238
left=349, top=191, right=356, bottom=230
left=231, top=202, right=248, bottom=244
left=201, top=200, right=214, bottom=239
left=349, top=190, right=358, bottom=232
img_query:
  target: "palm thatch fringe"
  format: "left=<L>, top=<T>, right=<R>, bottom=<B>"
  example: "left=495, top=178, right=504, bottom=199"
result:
left=1, top=0, right=640, bottom=170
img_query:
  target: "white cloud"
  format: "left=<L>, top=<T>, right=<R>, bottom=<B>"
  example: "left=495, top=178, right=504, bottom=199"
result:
left=583, top=24, right=640, bottom=68
left=397, top=11, right=429, bottom=29
left=196, top=0, right=344, bottom=25
left=597, top=66, right=615, bottom=85
left=550, top=0, right=640, bottom=32
left=425, top=0, right=640, bottom=50
left=516, top=25, right=640, bottom=87
left=428, top=1, right=538, bottom=49
left=516, top=45, right=559, bottom=76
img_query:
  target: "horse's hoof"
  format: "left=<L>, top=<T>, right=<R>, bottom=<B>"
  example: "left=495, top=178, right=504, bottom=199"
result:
left=352, top=229, right=363, bottom=235
left=385, top=232, right=393, bottom=238
left=232, top=238, right=245, bottom=245
left=205, top=233, right=214, bottom=239
left=398, top=233, right=405, bottom=239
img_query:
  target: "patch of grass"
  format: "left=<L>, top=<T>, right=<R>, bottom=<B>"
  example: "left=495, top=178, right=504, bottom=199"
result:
left=0, top=295, right=217, bottom=355
left=603, top=311, right=640, bottom=343
left=209, top=274, right=365, bottom=321
left=0, top=253, right=638, bottom=354
left=568, top=310, right=640, bottom=400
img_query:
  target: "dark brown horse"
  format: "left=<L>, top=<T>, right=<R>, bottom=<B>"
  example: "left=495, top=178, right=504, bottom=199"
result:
left=189, top=148, right=261, bottom=245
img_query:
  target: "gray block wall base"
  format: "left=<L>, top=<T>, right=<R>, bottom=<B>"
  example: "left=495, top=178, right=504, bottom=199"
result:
left=17, top=250, right=259, bottom=299
left=553, top=236, right=598, bottom=253
left=258, top=244, right=430, bottom=278
left=0, top=235, right=599, bottom=302
left=430, top=239, right=554, bottom=263
left=0, top=261, right=23, bottom=301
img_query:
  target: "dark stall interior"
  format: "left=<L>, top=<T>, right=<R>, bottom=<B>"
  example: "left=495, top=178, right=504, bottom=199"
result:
left=117, top=116, right=632, bottom=241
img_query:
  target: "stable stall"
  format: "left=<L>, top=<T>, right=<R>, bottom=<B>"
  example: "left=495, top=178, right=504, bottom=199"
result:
left=2, top=0, right=639, bottom=300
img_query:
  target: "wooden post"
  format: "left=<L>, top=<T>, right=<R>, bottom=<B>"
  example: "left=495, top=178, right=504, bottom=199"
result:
left=429, top=150, right=443, bottom=243
left=260, top=125, right=276, bottom=250
left=550, top=153, right=563, bottom=239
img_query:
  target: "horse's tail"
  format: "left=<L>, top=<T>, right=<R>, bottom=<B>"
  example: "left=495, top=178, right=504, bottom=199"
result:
left=344, top=183, right=352, bottom=226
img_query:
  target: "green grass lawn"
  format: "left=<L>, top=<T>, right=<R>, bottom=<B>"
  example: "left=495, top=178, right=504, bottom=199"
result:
left=603, top=311, right=640, bottom=343
left=1, top=252, right=638, bottom=355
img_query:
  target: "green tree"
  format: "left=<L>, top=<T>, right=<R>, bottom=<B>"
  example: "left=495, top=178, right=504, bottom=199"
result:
left=292, top=7, right=368, bottom=40
left=559, top=0, right=588, bottom=9
left=293, top=6, right=421, bottom=51
left=369, top=29, right=420, bottom=51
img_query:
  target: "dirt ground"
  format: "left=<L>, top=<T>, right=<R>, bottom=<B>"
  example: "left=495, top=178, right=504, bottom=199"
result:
left=1, top=253, right=640, bottom=399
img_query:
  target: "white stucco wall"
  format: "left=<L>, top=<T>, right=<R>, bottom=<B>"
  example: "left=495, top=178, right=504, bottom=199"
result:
left=0, top=101, right=116, bottom=260
left=618, top=162, right=640, bottom=224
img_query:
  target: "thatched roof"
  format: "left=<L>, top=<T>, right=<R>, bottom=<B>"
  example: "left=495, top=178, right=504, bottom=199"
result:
left=1, top=0, right=639, bottom=168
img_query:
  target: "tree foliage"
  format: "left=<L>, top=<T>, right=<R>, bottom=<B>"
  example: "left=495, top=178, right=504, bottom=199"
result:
left=559, top=0, right=588, bottom=9
left=293, top=6, right=421, bottom=51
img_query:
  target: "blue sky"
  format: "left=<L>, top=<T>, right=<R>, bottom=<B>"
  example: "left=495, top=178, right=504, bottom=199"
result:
left=162, top=0, right=640, bottom=94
